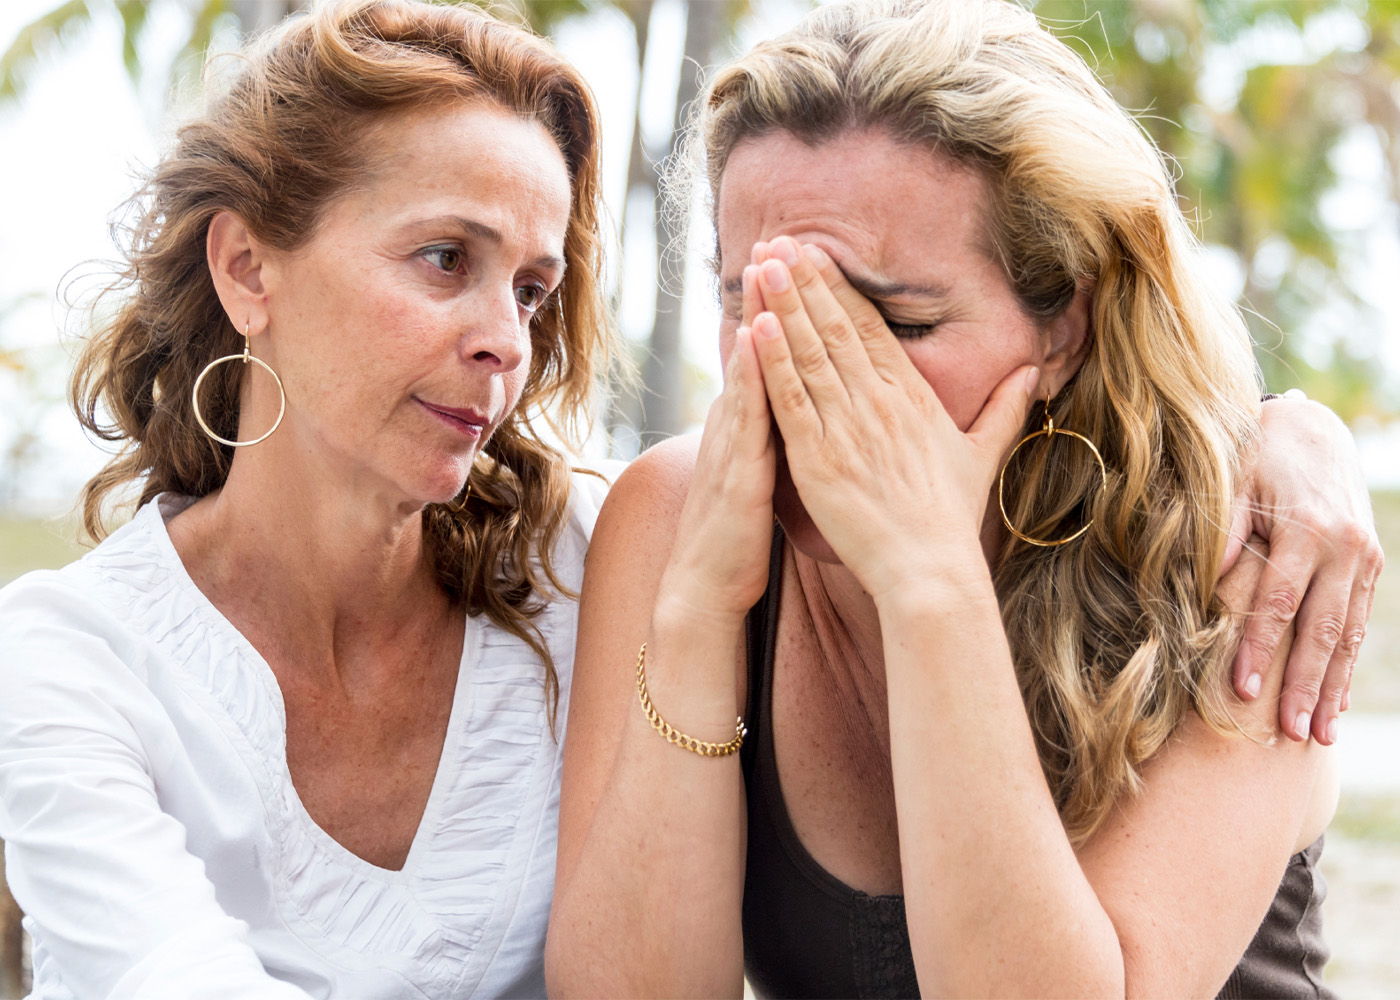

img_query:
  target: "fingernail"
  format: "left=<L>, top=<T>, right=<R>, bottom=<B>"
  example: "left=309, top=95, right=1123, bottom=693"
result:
left=755, top=313, right=780, bottom=339
left=1295, top=711, right=1311, bottom=739
left=761, top=259, right=789, bottom=292
left=1244, top=672, right=1261, bottom=698
left=1025, top=367, right=1041, bottom=396
left=751, top=242, right=767, bottom=265
left=800, top=244, right=827, bottom=266
left=1325, top=718, right=1338, bottom=744
left=771, top=237, right=798, bottom=266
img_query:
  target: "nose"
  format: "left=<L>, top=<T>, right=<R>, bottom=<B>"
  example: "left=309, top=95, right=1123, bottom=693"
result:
left=460, top=287, right=528, bottom=373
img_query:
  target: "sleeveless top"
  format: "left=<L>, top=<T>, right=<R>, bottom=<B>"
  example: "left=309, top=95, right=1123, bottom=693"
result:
left=740, top=528, right=1334, bottom=999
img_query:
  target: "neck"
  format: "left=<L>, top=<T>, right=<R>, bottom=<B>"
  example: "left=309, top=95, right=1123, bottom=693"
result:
left=166, top=434, right=452, bottom=684
left=791, top=501, right=1007, bottom=746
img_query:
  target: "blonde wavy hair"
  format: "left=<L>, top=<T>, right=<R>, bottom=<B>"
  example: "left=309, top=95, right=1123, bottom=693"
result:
left=694, top=0, right=1262, bottom=841
left=70, top=0, right=619, bottom=720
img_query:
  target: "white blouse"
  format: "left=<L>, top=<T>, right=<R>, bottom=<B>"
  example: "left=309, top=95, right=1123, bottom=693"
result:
left=0, top=474, right=608, bottom=999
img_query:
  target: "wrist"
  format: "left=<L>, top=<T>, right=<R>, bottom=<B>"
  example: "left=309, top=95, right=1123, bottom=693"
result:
left=653, top=582, right=752, bottom=637
left=871, top=554, right=997, bottom=621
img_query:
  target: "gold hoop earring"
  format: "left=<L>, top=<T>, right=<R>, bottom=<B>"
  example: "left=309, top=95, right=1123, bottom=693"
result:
left=192, top=323, right=286, bottom=447
left=447, top=479, right=472, bottom=514
left=997, top=397, right=1107, bottom=548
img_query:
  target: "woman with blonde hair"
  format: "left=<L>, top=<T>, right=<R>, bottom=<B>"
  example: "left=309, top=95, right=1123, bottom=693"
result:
left=548, top=0, right=1380, bottom=996
left=0, top=1, right=617, bottom=995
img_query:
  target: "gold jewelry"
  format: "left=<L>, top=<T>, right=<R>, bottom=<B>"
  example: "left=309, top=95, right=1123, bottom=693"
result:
left=998, top=397, right=1107, bottom=547
left=192, top=323, right=286, bottom=447
left=635, top=643, right=746, bottom=757
left=447, top=479, right=472, bottom=514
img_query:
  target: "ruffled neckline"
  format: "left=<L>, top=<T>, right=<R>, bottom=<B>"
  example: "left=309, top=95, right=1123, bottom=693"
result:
left=76, top=494, right=578, bottom=996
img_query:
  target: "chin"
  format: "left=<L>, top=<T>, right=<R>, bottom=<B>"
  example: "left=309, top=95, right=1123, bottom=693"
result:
left=773, top=459, right=843, bottom=565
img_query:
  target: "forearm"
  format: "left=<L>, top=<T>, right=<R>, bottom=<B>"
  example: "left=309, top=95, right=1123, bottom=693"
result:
left=547, top=608, right=747, bottom=999
left=879, top=570, right=1124, bottom=997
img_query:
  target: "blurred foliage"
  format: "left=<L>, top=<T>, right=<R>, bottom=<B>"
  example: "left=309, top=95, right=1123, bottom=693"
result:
left=5, top=0, right=1400, bottom=426
left=1032, top=0, right=1400, bottom=420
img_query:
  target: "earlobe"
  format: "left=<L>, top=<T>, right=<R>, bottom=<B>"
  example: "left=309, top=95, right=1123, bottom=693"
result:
left=207, top=211, right=271, bottom=334
left=1041, top=284, right=1093, bottom=397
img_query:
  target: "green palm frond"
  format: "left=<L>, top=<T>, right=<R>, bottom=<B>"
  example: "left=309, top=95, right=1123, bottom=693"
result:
left=0, top=0, right=96, bottom=102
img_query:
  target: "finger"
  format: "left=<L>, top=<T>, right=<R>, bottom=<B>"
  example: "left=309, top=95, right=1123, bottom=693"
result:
left=1222, top=499, right=1254, bottom=697
left=729, top=325, right=774, bottom=463
left=756, top=257, right=851, bottom=412
left=1310, top=575, right=1371, bottom=743
left=1231, top=528, right=1309, bottom=707
left=1343, top=562, right=1380, bottom=713
left=798, top=243, right=914, bottom=378
left=742, top=265, right=762, bottom=329
left=1276, top=561, right=1353, bottom=741
left=968, top=365, right=1040, bottom=460
left=751, top=311, right=821, bottom=444
left=761, top=238, right=876, bottom=381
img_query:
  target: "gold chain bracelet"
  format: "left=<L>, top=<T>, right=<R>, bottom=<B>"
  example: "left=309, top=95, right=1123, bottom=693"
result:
left=635, top=642, right=746, bottom=757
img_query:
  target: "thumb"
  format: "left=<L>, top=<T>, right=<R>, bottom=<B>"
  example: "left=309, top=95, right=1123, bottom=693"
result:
left=969, top=365, right=1040, bottom=457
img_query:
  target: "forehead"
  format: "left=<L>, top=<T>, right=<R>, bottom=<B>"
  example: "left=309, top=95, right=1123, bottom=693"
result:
left=333, top=102, right=572, bottom=241
left=715, top=128, right=989, bottom=282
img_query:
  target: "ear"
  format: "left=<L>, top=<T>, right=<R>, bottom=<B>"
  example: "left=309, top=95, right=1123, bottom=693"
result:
left=207, top=211, right=272, bottom=335
left=1039, top=283, right=1093, bottom=398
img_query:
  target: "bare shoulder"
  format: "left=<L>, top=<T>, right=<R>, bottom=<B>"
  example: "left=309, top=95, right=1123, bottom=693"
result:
left=590, top=434, right=701, bottom=563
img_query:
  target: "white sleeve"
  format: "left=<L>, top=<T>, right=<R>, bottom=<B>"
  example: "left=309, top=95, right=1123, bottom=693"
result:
left=0, top=580, right=312, bottom=999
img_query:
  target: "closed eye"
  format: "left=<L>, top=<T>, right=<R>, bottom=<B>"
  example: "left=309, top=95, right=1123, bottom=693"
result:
left=883, top=319, right=937, bottom=339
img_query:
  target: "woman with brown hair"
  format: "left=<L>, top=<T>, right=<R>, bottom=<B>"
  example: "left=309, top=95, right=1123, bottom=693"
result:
left=0, top=1, right=616, bottom=996
left=547, top=0, right=1382, bottom=996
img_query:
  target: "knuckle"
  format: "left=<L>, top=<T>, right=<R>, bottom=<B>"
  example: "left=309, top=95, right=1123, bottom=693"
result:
left=1306, top=611, right=1347, bottom=650
left=1283, top=675, right=1323, bottom=704
left=1338, top=624, right=1367, bottom=660
left=775, top=381, right=809, bottom=413
left=1290, top=507, right=1327, bottom=537
left=792, top=342, right=828, bottom=372
left=1262, top=588, right=1301, bottom=624
left=1335, top=520, right=1371, bottom=553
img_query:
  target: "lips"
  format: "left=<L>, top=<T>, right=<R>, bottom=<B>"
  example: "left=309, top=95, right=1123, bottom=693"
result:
left=417, top=398, right=490, bottom=437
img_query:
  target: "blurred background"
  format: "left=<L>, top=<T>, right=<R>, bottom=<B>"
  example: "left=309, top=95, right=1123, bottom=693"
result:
left=0, top=0, right=1396, bottom=995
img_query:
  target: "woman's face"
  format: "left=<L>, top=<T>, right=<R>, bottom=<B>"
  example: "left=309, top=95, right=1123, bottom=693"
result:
left=256, top=102, right=571, bottom=507
left=716, top=128, right=1082, bottom=561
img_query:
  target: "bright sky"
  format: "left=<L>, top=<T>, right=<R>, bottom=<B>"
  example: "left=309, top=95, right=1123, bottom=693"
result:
left=1, top=0, right=1397, bottom=515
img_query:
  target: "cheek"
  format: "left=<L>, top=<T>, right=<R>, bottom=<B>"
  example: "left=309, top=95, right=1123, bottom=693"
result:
left=904, top=336, right=1039, bottom=432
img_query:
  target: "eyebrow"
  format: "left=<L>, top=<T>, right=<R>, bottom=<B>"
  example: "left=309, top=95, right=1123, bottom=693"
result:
left=420, top=214, right=565, bottom=270
left=720, top=269, right=950, bottom=301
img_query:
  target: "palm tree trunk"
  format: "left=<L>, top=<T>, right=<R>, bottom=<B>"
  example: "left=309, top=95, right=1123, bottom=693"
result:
left=640, top=0, right=719, bottom=447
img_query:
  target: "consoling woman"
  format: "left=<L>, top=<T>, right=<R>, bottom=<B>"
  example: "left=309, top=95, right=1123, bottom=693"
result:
left=547, top=1, right=1383, bottom=997
left=0, top=1, right=617, bottom=996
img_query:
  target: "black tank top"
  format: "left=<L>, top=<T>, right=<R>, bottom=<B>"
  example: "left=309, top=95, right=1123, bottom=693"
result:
left=739, top=528, right=1334, bottom=999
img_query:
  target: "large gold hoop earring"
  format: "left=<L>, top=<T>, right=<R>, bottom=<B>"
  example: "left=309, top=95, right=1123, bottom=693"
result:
left=997, top=398, right=1107, bottom=548
left=447, top=479, right=472, bottom=514
left=192, top=323, right=286, bottom=448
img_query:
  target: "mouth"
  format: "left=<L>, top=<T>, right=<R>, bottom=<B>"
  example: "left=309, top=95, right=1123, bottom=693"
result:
left=416, top=398, right=490, bottom=438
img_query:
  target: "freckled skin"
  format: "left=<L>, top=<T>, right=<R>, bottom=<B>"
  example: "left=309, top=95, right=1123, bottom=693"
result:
left=715, top=128, right=1059, bottom=563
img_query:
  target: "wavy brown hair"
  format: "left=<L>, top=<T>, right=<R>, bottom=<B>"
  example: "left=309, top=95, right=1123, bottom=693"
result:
left=70, top=0, right=619, bottom=719
left=692, top=0, right=1262, bottom=841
